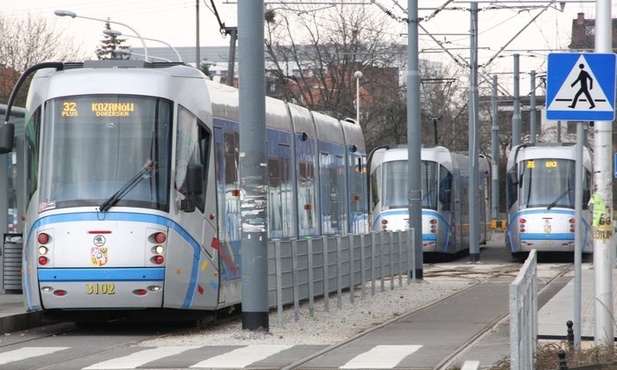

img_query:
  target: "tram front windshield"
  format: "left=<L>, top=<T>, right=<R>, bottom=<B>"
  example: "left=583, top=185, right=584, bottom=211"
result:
left=381, top=160, right=438, bottom=210
left=38, top=95, right=172, bottom=212
left=520, top=158, right=575, bottom=209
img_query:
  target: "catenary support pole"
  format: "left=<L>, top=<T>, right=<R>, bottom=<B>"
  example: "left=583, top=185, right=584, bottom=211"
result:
left=529, top=70, right=537, bottom=144
left=239, top=0, right=269, bottom=331
left=407, top=0, right=423, bottom=280
left=491, top=75, right=500, bottom=221
left=512, top=54, right=521, bottom=147
left=195, top=0, right=200, bottom=68
left=468, top=2, right=480, bottom=262
left=593, top=0, right=614, bottom=348
left=574, top=121, right=584, bottom=350
left=226, top=28, right=237, bottom=86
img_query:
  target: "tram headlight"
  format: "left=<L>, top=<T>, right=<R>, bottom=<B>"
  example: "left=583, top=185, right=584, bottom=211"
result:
left=429, top=218, right=438, bottom=233
left=36, top=230, right=54, bottom=266
left=147, top=228, right=167, bottom=265
left=518, top=218, right=526, bottom=233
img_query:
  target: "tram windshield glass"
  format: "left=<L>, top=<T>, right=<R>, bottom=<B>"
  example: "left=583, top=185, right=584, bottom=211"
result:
left=38, top=95, right=172, bottom=212
left=381, top=160, right=438, bottom=210
left=520, top=158, right=575, bottom=209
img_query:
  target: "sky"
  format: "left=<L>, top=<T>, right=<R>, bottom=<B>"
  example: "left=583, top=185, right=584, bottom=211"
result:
left=1, top=0, right=236, bottom=50
left=0, top=0, right=610, bottom=92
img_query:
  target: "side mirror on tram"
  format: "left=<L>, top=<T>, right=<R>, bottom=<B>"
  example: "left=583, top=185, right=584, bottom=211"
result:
left=0, top=123, right=15, bottom=154
left=181, top=164, right=204, bottom=213
left=508, top=171, right=518, bottom=186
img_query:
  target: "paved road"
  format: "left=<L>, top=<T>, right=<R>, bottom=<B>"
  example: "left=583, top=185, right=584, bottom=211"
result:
left=0, top=232, right=578, bottom=369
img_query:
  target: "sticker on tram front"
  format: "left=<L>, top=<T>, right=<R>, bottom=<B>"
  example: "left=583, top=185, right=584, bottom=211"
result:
left=91, top=247, right=109, bottom=266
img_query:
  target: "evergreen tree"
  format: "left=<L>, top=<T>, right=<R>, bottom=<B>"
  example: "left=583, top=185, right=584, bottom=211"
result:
left=95, top=21, right=131, bottom=60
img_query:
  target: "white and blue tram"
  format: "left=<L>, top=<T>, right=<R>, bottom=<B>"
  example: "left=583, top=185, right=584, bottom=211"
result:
left=0, top=60, right=367, bottom=317
left=505, top=143, right=593, bottom=258
left=368, top=146, right=492, bottom=254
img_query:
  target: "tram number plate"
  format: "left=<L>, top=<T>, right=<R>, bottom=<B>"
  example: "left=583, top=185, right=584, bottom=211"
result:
left=86, top=283, right=116, bottom=295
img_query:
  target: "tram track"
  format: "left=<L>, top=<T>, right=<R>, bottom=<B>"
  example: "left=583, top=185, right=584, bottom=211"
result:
left=0, top=322, right=77, bottom=350
left=281, top=261, right=574, bottom=370
left=0, top=259, right=576, bottom=370
left=434, top=262, right=574, bottom=369
left=0, top=308, right=246, bottom=370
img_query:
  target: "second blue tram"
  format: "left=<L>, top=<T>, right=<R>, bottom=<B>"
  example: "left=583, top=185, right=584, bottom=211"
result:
left=369, top=146, right=492, bottom=254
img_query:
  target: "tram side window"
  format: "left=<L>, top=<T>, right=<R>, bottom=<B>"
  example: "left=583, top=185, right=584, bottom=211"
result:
left=25, top=108, right=42, bottom=203
left=224, top=131, right=239, bottom=187
left=506, top=170, right=518, bottom=209
left=438, top=166, right=452, bottom=211
left=298, top=160, right=316, bottom=231
left=370, top=170, right=380, bottom=210
left=268, top=157, right=282, bottom=237
left=175, top=106, right=209, bottom=212
left=583, top=169, right=591, bottom=210
left=421, top=161, right=438, bottom=210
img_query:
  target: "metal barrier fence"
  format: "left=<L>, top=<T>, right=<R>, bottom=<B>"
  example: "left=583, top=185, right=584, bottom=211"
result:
left=509, top=249, right=538, bottom=370
left=268, top=230, right=415, bottom=327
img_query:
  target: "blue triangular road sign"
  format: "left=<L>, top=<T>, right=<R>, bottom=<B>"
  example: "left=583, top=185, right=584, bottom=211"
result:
left=546, top=53, right=616, bottom=121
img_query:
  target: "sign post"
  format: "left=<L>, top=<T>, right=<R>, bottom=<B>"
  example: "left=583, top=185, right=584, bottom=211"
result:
left=547, top=51, right=617, bottom=349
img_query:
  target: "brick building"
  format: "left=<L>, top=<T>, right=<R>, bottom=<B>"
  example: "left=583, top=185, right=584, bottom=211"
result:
left=568, top=12, right=617, bottom=50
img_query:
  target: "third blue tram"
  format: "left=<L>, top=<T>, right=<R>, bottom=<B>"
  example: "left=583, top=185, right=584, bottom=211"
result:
left=505, top=143, right=593, bottom=258
left=368, top=146, right=492, bottom=254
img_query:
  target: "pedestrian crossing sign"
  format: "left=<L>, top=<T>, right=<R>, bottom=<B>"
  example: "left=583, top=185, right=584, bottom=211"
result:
left=546, top=53, right=616, bottom=121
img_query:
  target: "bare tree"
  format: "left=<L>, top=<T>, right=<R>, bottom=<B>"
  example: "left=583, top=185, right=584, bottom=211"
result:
left=419, top=62, right=469, bottom=151
left=0, top=14, right=85, bottom=105
left=264, top=5, right=402, bottom=122
left=263, top=4, right=476, bottom=154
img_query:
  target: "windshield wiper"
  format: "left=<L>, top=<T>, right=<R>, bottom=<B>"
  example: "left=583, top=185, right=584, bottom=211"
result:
left=547, top=187, right=571, bottom=210
left=99, top=160, right=157, bottom=213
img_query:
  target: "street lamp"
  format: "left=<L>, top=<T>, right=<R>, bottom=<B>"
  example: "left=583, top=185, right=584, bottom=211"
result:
left=354, top=71, right=363, bottom=125
left=54, top=9, right=148, bottom=61
left=103, top=29, right=182, bottom=62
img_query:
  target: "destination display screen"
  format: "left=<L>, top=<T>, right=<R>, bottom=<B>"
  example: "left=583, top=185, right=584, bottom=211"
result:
left=60, top=101, right=136, bottom=117
left=525, top=159, right=559, bottom=169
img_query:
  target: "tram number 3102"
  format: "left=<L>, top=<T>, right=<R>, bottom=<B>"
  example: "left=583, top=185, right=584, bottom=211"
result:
left=86, top=283, right=116, bottom=295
